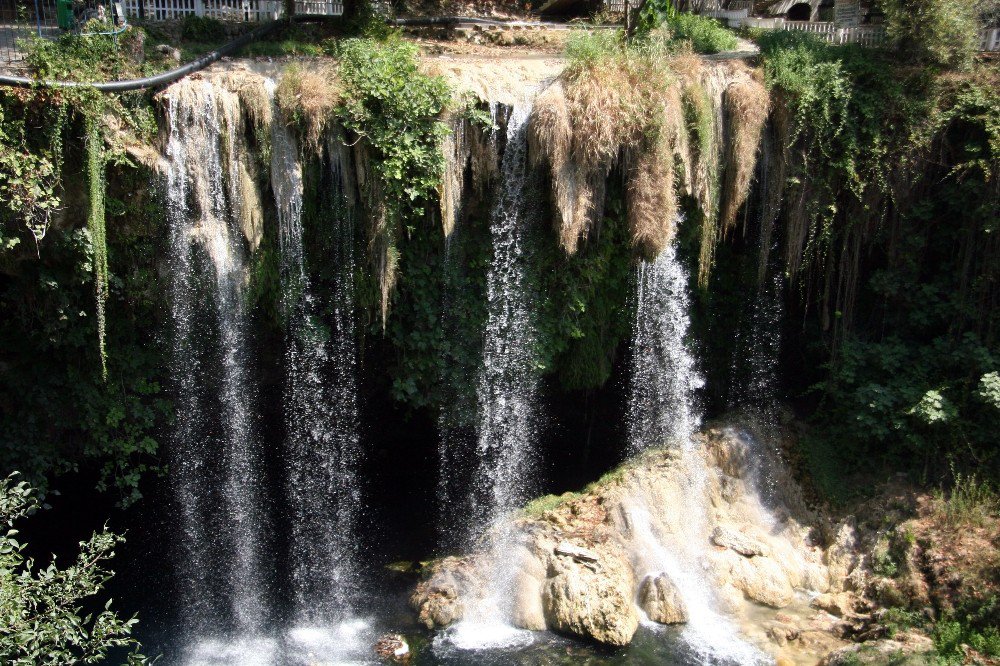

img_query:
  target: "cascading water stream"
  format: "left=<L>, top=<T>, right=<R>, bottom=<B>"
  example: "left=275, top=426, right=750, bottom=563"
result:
left=435, top=103, right=500, bottom=552
left=470, top=104, right=538, bottom=534
left=625, top=243, right=766, bottom=664
left=163, top=81, right=268, bottom=643
left=627, top=241, right=704, bottom=454
left=271, top=109, right=365, bottom=626
left=726, top=129, right=788, bottom=509
left=439, top=103, right=538, bottom=652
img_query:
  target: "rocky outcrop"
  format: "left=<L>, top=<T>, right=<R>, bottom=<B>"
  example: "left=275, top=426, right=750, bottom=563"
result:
left=712, top=524, right=768, bottom=557
left=637, top=574, right=687, bottom=624
left=412, top=423, right=862, bottom=658
left=541, top=541, right=638, bottom=646
left=411, top=556, right=475, bottom=629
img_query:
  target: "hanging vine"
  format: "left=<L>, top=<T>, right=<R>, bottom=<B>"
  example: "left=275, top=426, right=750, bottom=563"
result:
left=86, top=115, right=109, bottom=381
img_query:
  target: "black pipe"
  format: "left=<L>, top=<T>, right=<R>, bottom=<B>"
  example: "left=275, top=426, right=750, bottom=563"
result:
left=0, top=15, right=606, bottom=93
left=0, top=17, right=286, bottom=91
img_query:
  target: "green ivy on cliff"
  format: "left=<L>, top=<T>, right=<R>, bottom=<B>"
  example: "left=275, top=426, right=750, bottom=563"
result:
left=336, top=36, right=451, bottom=328
left=756, top=32, right=1000, bottom=488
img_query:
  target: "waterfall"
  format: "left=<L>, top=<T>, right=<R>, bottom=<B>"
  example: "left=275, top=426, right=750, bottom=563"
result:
left=438, top=104, right=538, bottom=652
left=731, top=135, right=784, bottom=429
left=470, top=104, right=538, bottom=535
left=164, top=81, right=268, bottom=638
left=435, top=104, right=500, bottom=552
left=624, top=243, right=767, bottom=663
left=271, top=112, right=364, bottom=623
left=627, top=242, right=704, bottom=454
left=728, top=129, right=787, bottom=508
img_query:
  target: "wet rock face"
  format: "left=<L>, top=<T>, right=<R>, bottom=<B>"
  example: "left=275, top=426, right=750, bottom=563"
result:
left=540, top=542, right=638, bottom=647
left=712, top=525, right=768, bottom=557
left=413, top=424, right=866, bottom=659
left=637, top=573, right=687, bottom=624
left=410, top=557, right=474, bottom=629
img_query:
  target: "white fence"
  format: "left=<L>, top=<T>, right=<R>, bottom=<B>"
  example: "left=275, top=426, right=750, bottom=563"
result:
left=709, top=11, right=999, bottom=51
left=120, top=0, right=342, bottom=21
left=703, top=7, right=749, bottom=22
left=738, top=17, right=887, bottom=44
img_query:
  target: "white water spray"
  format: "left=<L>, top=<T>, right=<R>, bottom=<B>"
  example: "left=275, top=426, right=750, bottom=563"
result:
left=271, top=107, right=364, bottom=624
left=440, top=104, right=539, bottom=652
left=627, top=242, right=704, bottom=454
left=164, top=81, right=268, bottom=637
left=625, top=243, right=767, bottom=663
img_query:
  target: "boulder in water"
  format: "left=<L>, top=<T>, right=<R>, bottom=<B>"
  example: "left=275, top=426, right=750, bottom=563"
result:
left=410, top=556, right=475, bottom=629
left=541, top=542, right=638, bottom=646
left=637, top=573, right=687, bottom=624
left=374, top=634, right=410, bottom=663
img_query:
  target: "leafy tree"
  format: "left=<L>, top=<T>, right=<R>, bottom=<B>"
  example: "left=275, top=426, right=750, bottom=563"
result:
left=0, top=474, right=146, bottom=665
left=880, top=0, right=980, bottom=68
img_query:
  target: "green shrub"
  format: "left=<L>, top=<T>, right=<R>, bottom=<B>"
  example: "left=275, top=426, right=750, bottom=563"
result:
left=336, top=37, right=450, bottom=325
left=935, top=619, right=1000, bottom=662
left=933, top=467, right=999, bottom=527
left=565, top=29, right=625, bottom=67
left=881, top=0, right=979, bottom=69
left=180, top=15, right=225, bottom=42
left=664, top=13, right=739, bottom=54
left=0, top=474, right=146, bottom=664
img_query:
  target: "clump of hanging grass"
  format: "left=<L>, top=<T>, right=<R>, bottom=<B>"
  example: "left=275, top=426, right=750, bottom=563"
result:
left=276, top=64, right=341, bottom=153
left=223, top=69, right=273, bottom=136
left=530, top=33, right=677, bottom=255
left=720, top=70, right=770, bottom=234
left=626, top=86, right=685, bottom=259
left=528, top=80, right=581, bottom=251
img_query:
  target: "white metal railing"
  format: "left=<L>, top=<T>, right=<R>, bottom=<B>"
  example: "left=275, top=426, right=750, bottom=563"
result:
left=738, top=16, right=886, bottom=44
left=120, top=0, right=341, bottom=21
left=784, top=19, right=836, bottom=35
left=714, top=11, right=999, bottom=51
left=703, top=8, right=749, bottom=22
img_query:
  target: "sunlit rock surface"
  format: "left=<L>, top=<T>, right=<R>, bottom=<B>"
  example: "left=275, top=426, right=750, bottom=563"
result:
left=414, top=423, right=863, bottom=662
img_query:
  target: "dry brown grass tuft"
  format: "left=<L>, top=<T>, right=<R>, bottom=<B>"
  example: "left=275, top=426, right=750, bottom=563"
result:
left=223, top=69, right=273, bottom=137
left=529, top=52, right=678, bottom=255
left=276, top=65, right=341, bottom=154
left=529, top=81, right=583, bottom=252
left=719, top=71, right=770, bottom=235
left=564, top=55, right=671, bottom=168
left=626, top=86, right=685, bottom=260
left=667, top=49, right=704, bottom=84
left=627, top=138, right=678, bottom=260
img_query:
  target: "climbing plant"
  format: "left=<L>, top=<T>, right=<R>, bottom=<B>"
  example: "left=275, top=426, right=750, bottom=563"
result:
left=86, top=116, right=109, bottom=380
left=335, top=37, right=451, bottom=328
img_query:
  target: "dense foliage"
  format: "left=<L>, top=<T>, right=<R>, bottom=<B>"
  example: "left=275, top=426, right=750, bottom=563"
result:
left=336, top=37, right=451, bottom=327
left=755, top=31, right=1000, bottom=489
left=880, top=0, right=980, bottom=68
left=635, top=1, right=739, bottom=53
left=0, top=474, right=145, bottom=664
left=0, top=86, right=167, bottom=501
